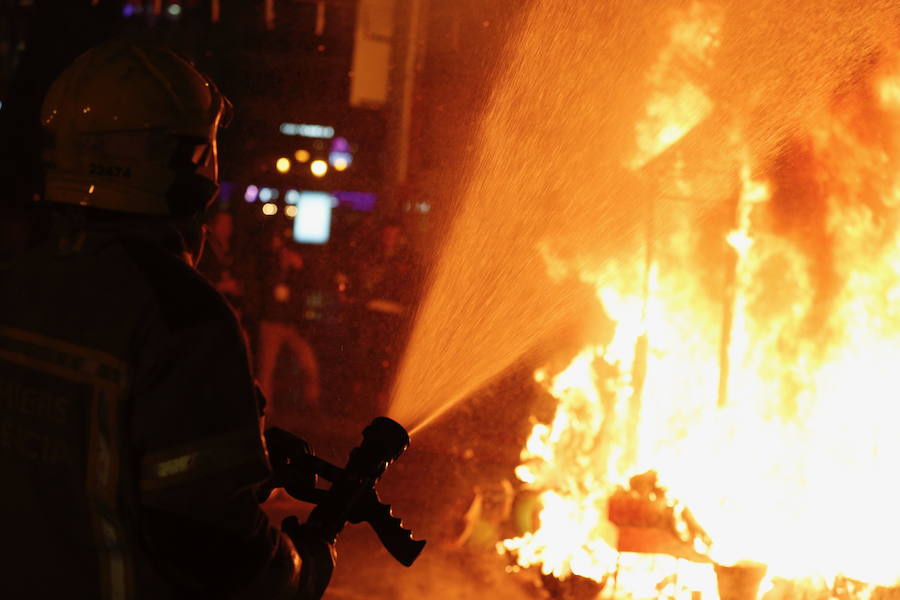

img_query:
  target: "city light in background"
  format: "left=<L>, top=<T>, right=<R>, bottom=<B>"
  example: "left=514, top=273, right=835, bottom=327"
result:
left=332, top=155, right=349, bottom=171
left=328, top=136, right=353, bottom=171
left=275, top=124, right=357, bottom=180
left=279, top=122, right=335, bottom=138
left=241, top=184, right=378, bottom=250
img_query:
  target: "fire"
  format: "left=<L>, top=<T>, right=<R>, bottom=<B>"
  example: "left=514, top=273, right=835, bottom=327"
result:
left=629, top=2, right=719, bottom=169
left=501, top=8, right=900, bottom=600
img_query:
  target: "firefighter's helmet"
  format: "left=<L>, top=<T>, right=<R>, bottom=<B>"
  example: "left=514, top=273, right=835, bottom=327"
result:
left=40, top=39, right=232, bottom=216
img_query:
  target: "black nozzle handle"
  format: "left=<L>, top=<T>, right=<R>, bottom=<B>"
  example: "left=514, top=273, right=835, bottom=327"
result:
left=304, top=416, right=427, bottom=566
left=361, top=493, right=426, bottom=566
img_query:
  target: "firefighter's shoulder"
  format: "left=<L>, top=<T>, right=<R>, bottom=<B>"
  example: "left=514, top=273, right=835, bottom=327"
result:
left=114, top=237, right=236, bottom=332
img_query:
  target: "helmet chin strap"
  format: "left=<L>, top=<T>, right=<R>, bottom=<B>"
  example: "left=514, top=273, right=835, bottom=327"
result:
left=176, top=213, right=208, bottom=267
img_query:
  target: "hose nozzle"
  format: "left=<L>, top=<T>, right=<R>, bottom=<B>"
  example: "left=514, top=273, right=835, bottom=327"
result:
left=305, top=417, right=426, bottom=566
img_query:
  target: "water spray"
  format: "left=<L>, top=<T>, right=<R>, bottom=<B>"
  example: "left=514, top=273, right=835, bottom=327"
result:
left=266, top=417, right=426, bottom=568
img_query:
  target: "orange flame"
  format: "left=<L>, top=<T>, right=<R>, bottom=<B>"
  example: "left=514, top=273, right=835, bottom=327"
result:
left=629, top=2, right=720, bottom=170
left=502, top=15, right=900, bottom=600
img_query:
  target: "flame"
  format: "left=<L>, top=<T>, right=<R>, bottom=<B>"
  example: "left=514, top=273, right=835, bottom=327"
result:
left=502, top=11, right=900, bottom=600
left=629, top=2, right=720, bottom=170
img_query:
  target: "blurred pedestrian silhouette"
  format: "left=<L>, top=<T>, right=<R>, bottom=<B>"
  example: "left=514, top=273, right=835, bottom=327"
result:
left=256, top=227, right=321, bottom=428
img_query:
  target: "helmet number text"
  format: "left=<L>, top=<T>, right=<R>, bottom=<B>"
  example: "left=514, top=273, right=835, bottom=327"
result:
left=89, top=163, right=132, bottom=178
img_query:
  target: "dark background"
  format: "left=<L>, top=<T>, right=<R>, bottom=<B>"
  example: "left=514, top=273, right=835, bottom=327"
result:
left=0, top=2, right=560, bottom=598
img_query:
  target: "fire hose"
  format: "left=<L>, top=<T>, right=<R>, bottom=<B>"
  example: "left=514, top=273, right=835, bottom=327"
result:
left=261, top=417, right=427, bottom=596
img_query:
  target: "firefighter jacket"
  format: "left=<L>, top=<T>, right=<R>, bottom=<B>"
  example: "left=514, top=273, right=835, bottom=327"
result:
left=0, top=219, right=303, bottom=599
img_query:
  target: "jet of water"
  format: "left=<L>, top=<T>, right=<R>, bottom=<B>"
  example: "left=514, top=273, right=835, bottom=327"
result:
left=387, top=0, right=900, bottom=435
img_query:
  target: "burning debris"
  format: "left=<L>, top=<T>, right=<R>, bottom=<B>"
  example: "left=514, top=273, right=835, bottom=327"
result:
left=539, top=571, right=608, bottom=600
left=608, top=471, right=712, bottom=563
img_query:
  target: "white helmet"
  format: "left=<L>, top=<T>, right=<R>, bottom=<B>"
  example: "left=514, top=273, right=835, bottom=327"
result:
left=40, top=39, right=232, bottom=216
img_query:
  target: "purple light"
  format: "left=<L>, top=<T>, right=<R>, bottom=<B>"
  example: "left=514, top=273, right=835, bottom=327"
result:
left=244, top=185, right=259, bottom=203
left=331, top=136, right=351, bottom=153
left=332, top=190, right=376, bottom=212
left=123, top=3, right=135, bottom=17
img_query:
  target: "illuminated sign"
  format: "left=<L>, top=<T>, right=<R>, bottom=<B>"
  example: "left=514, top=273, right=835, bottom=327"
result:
left=279, top=123, right=335, bottom=139
left=293, top=192, right=333, bottom=244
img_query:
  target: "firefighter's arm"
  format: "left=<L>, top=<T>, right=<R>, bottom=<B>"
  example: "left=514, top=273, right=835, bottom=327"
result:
left=139, top=476, right=335, bottom=600
left=132, top=299, right=333, bottom=599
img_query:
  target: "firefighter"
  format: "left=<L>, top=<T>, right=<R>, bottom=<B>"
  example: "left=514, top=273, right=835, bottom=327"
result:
left=0, top=40, right=332, bottom=598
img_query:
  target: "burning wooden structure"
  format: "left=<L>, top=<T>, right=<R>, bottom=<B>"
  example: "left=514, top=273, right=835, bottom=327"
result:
left=490, top=3, right=900, bottom=599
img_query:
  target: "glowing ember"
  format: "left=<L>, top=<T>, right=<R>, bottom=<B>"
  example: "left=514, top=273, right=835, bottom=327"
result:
left=502, top=12, right=900, bottom=600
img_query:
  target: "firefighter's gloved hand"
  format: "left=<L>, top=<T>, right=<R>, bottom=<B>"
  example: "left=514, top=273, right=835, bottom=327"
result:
left=283, top=516, right=336, bottom=600
left=259, top=427, right=318, bottom=503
